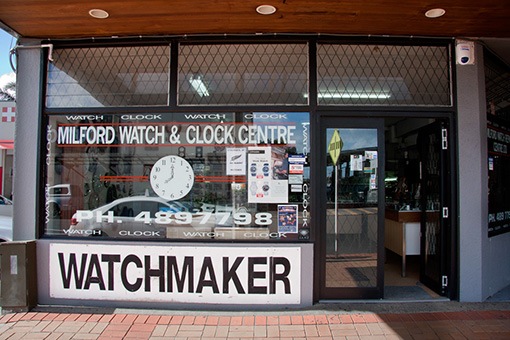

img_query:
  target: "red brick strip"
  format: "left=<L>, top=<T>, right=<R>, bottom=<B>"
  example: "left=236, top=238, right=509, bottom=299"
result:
left=2, top=310, right=508, bottom=325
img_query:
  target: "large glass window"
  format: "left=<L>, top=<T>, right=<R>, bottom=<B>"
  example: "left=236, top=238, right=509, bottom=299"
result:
left=43, top=112, right=311, bottom=241
left=42, top=39, right=453, bottom=244
left=485, top=50, right=510, bottom=237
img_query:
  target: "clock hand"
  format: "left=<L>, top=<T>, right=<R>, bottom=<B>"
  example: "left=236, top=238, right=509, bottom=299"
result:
left=165, top=167, right=175, bottom=183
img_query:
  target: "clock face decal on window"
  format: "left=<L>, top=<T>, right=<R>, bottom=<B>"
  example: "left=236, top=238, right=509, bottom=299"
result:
left=150, top=155, right=194, bottom=200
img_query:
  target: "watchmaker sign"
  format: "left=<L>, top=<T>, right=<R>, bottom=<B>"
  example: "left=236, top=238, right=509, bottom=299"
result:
left=49, top=243, right=301, bottom=304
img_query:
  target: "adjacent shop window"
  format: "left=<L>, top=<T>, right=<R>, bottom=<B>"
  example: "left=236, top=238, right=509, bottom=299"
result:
left=44, top=112, right=311, bottom=241
left=46, top=46, right=170, bottom=107
left=485, top=50, right=510, bottom=237
left=178, top=44, right=309, bottom=105
left=317, top=44, right=451, bottom=106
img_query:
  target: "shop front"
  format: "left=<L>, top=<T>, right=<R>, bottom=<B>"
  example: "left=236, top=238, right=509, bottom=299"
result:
left=34, top=38, right=456, bottom=308
left=40, top=109, right=315, bottom=307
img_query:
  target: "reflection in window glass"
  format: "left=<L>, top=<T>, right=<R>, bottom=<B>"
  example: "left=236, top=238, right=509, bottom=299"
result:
left=317, top=44, right=451, bottom=106
left=325, top=128, right=379, bottom=288
left=326, top=128, right=378, bottom=205
left=44, top=112, right=311, bottom=242
left=179, top=44, right=308, bottom=105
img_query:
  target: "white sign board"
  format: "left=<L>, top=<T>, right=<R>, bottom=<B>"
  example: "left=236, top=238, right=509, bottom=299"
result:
left=50, top=243, right=301, bottom=304
left=226, top=147, right=247, bottom=175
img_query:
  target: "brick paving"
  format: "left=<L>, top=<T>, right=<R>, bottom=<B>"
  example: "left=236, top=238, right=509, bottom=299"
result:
left=0, top=309, right=509, bottom=339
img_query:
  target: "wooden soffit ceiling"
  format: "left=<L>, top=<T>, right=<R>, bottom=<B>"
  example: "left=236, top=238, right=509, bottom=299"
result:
left=1, top=1, right=509, bottom=40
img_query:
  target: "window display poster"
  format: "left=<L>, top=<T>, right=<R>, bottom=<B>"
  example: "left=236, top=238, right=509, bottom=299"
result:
left=288, top=174, right=303, bottom=185
left=370, top=174, right=377, bottom=190
left=248, top=147, right=288, bottom=203
left=290, top=184, right=302, bottom=192
left=278, top=205, right=298, bottom=233
left=350, top=155, right=364, bottom=171
left=226, top=147, right=247, bottom=175
left=272, top=149, right=289, bottom=180
left=288, top=154, right=305, bottom=175
left=365, top=150, right=377, bottom=160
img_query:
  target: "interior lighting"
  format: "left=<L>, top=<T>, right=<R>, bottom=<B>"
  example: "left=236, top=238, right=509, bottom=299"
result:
left=305, top=92, right=391, bottom=99
left=256, top=5, right=277, bottom=15
left=320, top=92, right=391, bottom=99
left=425, top=8, right=446, bottom=18
left=189, top=76, right=210, bottom=97
left=89, top=9, right=109, bottom=19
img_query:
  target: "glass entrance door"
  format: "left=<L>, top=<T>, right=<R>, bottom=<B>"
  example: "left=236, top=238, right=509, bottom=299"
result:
left=318, top=118, right=384, bottom=299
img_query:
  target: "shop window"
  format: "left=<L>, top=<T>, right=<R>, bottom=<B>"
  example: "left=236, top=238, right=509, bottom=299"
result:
left=485, top=50, right=510, bottom=237
left=46, top=45, right=170, bottom=107
left=43, top=112, right=311, bottom=242
left=317, top=44, right=451, bottom=106
left=485, top=50, right=510, bottom=121
left=178, top=44, right=308, bottom=105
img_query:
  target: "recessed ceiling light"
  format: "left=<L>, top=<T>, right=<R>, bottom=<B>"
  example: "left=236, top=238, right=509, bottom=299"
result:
left=256, top=5, right=277, bottom=15
left=89, top=9, right=109, bottom=19
left=425, top=8, right=446, bottom=19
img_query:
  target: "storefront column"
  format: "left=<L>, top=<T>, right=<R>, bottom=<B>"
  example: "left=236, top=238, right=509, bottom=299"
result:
left=13, top=39, right=43, bottom=241
left=456, top=42, right=487, bottom=301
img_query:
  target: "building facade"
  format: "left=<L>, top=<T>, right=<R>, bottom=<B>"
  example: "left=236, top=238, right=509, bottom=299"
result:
left=9, top=34, right=510, bottom=309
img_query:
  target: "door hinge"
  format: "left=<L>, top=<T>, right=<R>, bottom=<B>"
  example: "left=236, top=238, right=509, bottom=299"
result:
left=442, top=275, right=448, bottom=288
left=442, top=207, right=449, bottom=218
left=442, top=128, right=448, bottom=150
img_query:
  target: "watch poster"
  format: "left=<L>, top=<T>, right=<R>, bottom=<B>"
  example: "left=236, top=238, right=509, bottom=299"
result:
left=248, top=147, right=288, bottom=203
left=277, top=205, right=298, bottom=233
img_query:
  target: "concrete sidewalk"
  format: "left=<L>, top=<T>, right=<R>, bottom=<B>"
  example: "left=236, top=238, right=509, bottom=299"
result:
left=0, top=302, right=509, bottom=339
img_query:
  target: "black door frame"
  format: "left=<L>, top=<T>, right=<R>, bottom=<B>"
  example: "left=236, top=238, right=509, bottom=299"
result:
left=312, top=111, right=458, bottom=302
left=314, top=116, right=386, bottom=300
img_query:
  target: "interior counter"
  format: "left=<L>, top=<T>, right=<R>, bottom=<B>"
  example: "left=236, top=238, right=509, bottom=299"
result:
left=385, top=209, right=421, bottom=277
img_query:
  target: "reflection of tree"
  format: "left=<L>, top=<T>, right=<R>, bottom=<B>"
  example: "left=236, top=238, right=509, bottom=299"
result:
left=232, top=185, right=246, bottom=202
left=339, top=174, right=368, bottom=203
left=0, top=81, right=16, bottom=101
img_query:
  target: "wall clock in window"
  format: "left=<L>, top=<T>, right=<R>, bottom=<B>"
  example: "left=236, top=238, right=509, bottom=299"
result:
left=150, top=155, right=194, bottom=200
